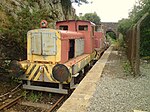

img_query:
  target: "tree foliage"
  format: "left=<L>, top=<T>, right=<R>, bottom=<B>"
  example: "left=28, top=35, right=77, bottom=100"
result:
left=0, top=8, right=51, bottom=60
left=80, top=12, right=101, bottom=24
left=0, top=0, right=88, bottom=60
left=117, top=0, right=150, bottom=57
left=106, top=31, right=116, bottom=40
left=71, top=0, right=88, bottom=5
left=140, top=14, right=150, bottom=57
left=118, top=19, right=133, bottom=35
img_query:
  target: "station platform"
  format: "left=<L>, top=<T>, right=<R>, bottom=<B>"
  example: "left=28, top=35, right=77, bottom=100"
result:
left=57, top=46, right=113, bottom=112
left=57, top=44, right=149, bottom=112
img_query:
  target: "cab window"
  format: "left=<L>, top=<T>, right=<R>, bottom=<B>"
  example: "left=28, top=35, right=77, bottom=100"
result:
left=59, top=25, right=68, bottom=30
left=78, top=25, right=88, bottom=31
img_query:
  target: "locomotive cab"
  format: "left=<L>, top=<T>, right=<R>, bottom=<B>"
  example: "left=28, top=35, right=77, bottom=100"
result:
left=56, top=20, right=96, bottom=54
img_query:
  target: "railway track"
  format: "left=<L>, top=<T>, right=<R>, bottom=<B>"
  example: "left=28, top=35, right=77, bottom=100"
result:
left=0, top=84, right=23, bottom=111
left=0, top=51, right=101, bottom=112
left=0, top=95, right=22, bottom=111
left=47, top=95, right=65, bottom=112
left=0, top=87, right=67, bottom=112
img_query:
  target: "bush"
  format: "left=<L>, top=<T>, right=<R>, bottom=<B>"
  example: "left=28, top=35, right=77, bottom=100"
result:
left=106, top=32, right=116, bottom=40
left=1, top=7, right=51, bottom=60
left=140, top=16, right=150, bottom=57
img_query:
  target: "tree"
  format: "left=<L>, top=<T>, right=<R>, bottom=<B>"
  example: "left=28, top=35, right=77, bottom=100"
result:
left=80, top=12, right=101, bottom=24
left=118, top=0, right=150, bottom=57
left=0, top=7, right=51, bottom=60
left=61, top=0, right=89, bottom=19
left=129, top=0, right=150, bottom=24
left=127, top=0, right=150, bottom=57
left=71, top=0, right=88, bottom=5
left=118, top=18, right=133, bottom=35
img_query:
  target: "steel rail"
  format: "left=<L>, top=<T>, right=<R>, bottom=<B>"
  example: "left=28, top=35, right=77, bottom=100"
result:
left=0, top=84, right=22, bottom=98
left=0, top=95, right=22, bottom=110
left=47, top=95, right=65, bottom=112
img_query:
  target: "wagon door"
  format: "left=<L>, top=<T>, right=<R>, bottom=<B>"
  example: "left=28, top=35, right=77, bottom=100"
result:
left=42, top=32, right=57, bottom=56
left=31, top=32, right=42, bottom=55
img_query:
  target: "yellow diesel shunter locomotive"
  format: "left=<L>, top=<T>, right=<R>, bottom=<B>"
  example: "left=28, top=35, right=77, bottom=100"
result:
left=11, top=20, right=107, bottom=94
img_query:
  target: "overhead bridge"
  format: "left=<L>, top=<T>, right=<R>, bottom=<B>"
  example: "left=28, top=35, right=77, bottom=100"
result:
left=101, top=22, right=118, bottom=36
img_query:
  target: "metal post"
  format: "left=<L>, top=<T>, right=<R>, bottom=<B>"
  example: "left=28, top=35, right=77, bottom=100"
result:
left=134, top=12, right=149, bottom=76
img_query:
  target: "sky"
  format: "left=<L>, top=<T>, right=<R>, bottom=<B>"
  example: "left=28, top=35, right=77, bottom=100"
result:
left=73, top=0, right=138, bottom=22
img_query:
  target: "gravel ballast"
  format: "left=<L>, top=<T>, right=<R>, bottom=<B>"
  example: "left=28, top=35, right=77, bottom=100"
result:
left=87, top=49, right=150, bottom=112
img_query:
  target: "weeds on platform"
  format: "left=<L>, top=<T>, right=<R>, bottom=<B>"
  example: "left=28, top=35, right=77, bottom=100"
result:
left=122, top=60, right=132, bottom=76
left=141, top=56, right=150, bottom=61
left=107, top=33, right=125, bottom=51
left=115, top=36, right=125, bottom=50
